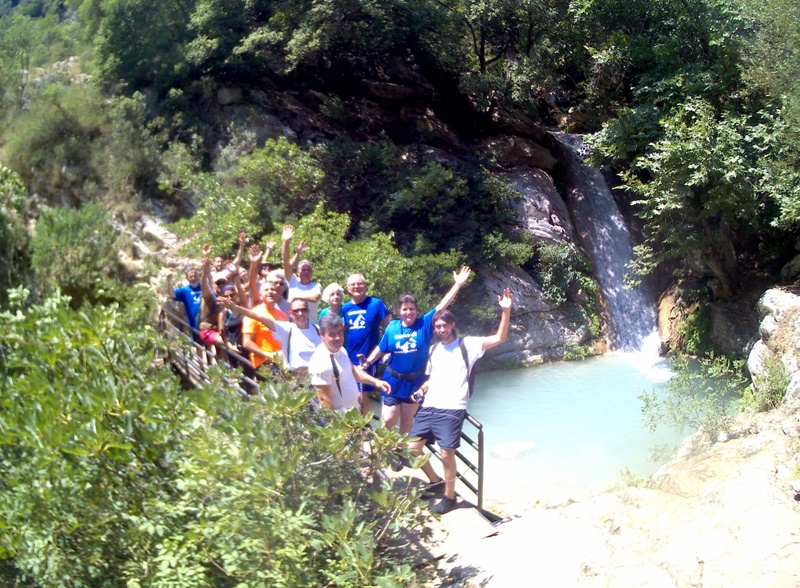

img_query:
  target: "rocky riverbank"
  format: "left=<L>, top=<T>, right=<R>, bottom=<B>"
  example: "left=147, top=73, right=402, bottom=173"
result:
left=433, top=397, right=800, bottom=587
left=432, top=288, right=800, bottom=587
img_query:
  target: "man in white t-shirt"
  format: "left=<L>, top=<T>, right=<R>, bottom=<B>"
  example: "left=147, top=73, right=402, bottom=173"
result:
left=409, top=288, right=513, bottom=514
left=309, top=314, right=391, bottom=413
left=218, top=297, right=322, bottom=378
left=281, top=224, right=322, bottom=323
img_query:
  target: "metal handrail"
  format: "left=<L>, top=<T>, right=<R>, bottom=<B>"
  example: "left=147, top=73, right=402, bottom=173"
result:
left=157, top=302, right=487, bottom=512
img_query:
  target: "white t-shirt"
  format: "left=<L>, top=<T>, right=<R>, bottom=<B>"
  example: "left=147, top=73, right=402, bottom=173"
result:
left=271, top=322, right=322, bottom=371
left=287, top=274, right=322, bottom=324
left=308, top=346, right=361, bottom=411
left=424, top=337, right=486, bottom=410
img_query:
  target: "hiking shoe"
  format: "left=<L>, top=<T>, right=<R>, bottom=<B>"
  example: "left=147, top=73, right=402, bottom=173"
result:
left=431, top=496, right=457, bottom=515
left=420, top=480, right=444, bottom=499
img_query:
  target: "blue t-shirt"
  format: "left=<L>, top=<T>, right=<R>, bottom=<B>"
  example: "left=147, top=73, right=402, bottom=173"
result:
left=174, top=283, right=203, bottom=330
left=342, top=296, right=390, bottom=363
left=378, top=309, right=436, bottom=399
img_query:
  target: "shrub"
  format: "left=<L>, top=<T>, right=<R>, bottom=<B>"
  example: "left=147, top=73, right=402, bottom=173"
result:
left=0, top=288, right=424, bottom=586
left=640, top=353, right=747, bottom=442
left=742, top=353, right=791, bottom=412
left=532, top=241, right=594, bottom=305
left=2, top=83, right=106, bottom=202
left=293, top=202, right=465, bottom=315
left=29, top=202, right=124, bottom=306
left=678, top=304, right=714, bottom=356
left=0, top=166, right=30, bottom=302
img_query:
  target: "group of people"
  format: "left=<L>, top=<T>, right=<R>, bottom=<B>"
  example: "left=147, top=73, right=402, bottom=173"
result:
left=166, top=226, right=513, bottom=514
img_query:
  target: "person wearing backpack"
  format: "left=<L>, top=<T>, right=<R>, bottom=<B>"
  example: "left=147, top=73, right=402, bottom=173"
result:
left=409, top=288, right=513, bottom=515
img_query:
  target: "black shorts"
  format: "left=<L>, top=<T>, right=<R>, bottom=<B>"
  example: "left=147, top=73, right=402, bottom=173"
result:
left=410, top=406, right=467, bottom=450
left=382, top=394, right=415, bottom=406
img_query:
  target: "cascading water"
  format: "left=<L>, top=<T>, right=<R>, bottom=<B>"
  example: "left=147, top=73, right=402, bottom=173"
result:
left=555, top=133, right=659, bottom=352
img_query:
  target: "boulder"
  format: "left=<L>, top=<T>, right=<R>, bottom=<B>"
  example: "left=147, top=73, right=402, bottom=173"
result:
left=747, top=288, right=800, bottom=400
left=504, top=166, right=574, bottom=243
left=483, top=136, right=558, bottom=171
left=480, top=266, right=589, bottom=363
left=362, top=80, right=416, bottom=100
left=708, top=293, right=760, bottom=357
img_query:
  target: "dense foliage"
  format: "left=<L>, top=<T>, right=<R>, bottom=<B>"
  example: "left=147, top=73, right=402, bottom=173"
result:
left=0, top=287, right=425, bottom=586
left=2, top=0, right=797, bottom=305
left=584, top=0, right=800, bottom=296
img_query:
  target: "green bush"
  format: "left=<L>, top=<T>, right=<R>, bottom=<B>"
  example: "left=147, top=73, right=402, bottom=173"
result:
left=0, top=166, right=30, bottom=303
left=0, top=288, right=424, bottom=586
left=532, top=241, right=594, bottom=305
left=640, top=353, right=747, bottom=442
left=678, top=304, right=714, bottom=356
left=293, top=202, right=465, bottom=314
left=2, top=83, right=106, bottom=201
left=742, top=353, right=790, bottom=412
left=29, top=202, right=124, bottom=306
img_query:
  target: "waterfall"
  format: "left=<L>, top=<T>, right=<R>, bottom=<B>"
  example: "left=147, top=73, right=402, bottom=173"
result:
left=555, top=133, right=658, bottom=352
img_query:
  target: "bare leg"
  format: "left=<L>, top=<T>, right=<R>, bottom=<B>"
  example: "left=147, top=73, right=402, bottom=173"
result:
left=382, top=403, right=401, bottom=430
left=440, top=449, right=457, bottom=500
left=410, top=438, right=442, bottom=484
left=398, top=402, right=420, bottom=437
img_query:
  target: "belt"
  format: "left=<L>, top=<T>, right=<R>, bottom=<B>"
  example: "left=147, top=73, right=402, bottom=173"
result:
left=385, top=365, right=426, bottom=381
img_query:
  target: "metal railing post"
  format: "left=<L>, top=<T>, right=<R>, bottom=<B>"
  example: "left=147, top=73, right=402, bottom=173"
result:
left=477, top=426, right=484, bottom=512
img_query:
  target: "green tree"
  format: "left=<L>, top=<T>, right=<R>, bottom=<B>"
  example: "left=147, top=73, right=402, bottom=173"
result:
left=583, top=0, right=791, bottom=298
left=94, top=0, right=195, bottom=92
left=0, top=13, right=41, bottom=114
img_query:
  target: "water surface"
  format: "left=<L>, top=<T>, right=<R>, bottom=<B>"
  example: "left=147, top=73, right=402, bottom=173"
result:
left=463, top=353, right=683, bottom=510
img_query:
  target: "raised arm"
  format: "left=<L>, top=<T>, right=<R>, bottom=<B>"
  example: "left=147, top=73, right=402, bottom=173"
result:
left=434, top=266, right=471, bottom=312
left=289, top=240, right=307, bottom=268
left=200, top=258, right=215, bottom=306
left=248, top=243, right=262, bottom=305
left=218, top=297, right=276, bottom=331
left=262, top=237, right=276, bottom=265
left=281, top=224, right=295, bottom=278
left=231, top=269, right=250, bottom=309
left=230, top=231, right=246, bottom=268
left=482, top=288, right=513, bottom=351
left=165, top=269, right=177, bottom=299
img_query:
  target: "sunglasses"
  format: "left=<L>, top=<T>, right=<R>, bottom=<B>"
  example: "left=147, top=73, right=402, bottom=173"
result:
left=291, top=308, right=309, bottom=314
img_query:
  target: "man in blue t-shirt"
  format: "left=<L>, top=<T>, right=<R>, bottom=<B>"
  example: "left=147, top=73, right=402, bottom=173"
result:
left=342, top=273, right=392, bottom=391
left=166, top=268, right=203, bottom=332
left=363, top=267, right=471, bottom=437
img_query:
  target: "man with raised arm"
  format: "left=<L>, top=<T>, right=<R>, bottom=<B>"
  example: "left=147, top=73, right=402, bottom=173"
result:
left=165, top=267, right=203, bottom=333
left=281, top=224, right=322, bottom=324
left=410, top=288, right=514, bottom=515
left=241, top=243, right=287, bottom=387
left=342, top=273, right=392, bottom=393
left=308, top=314, right=391, bottom=414
left=363, top=267, right=472, bottom=438
left=219, top=296, right=321, bottom=378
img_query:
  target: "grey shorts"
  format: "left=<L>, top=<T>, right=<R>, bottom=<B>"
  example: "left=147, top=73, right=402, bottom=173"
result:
left=410, top=406, right=467, bottom=450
